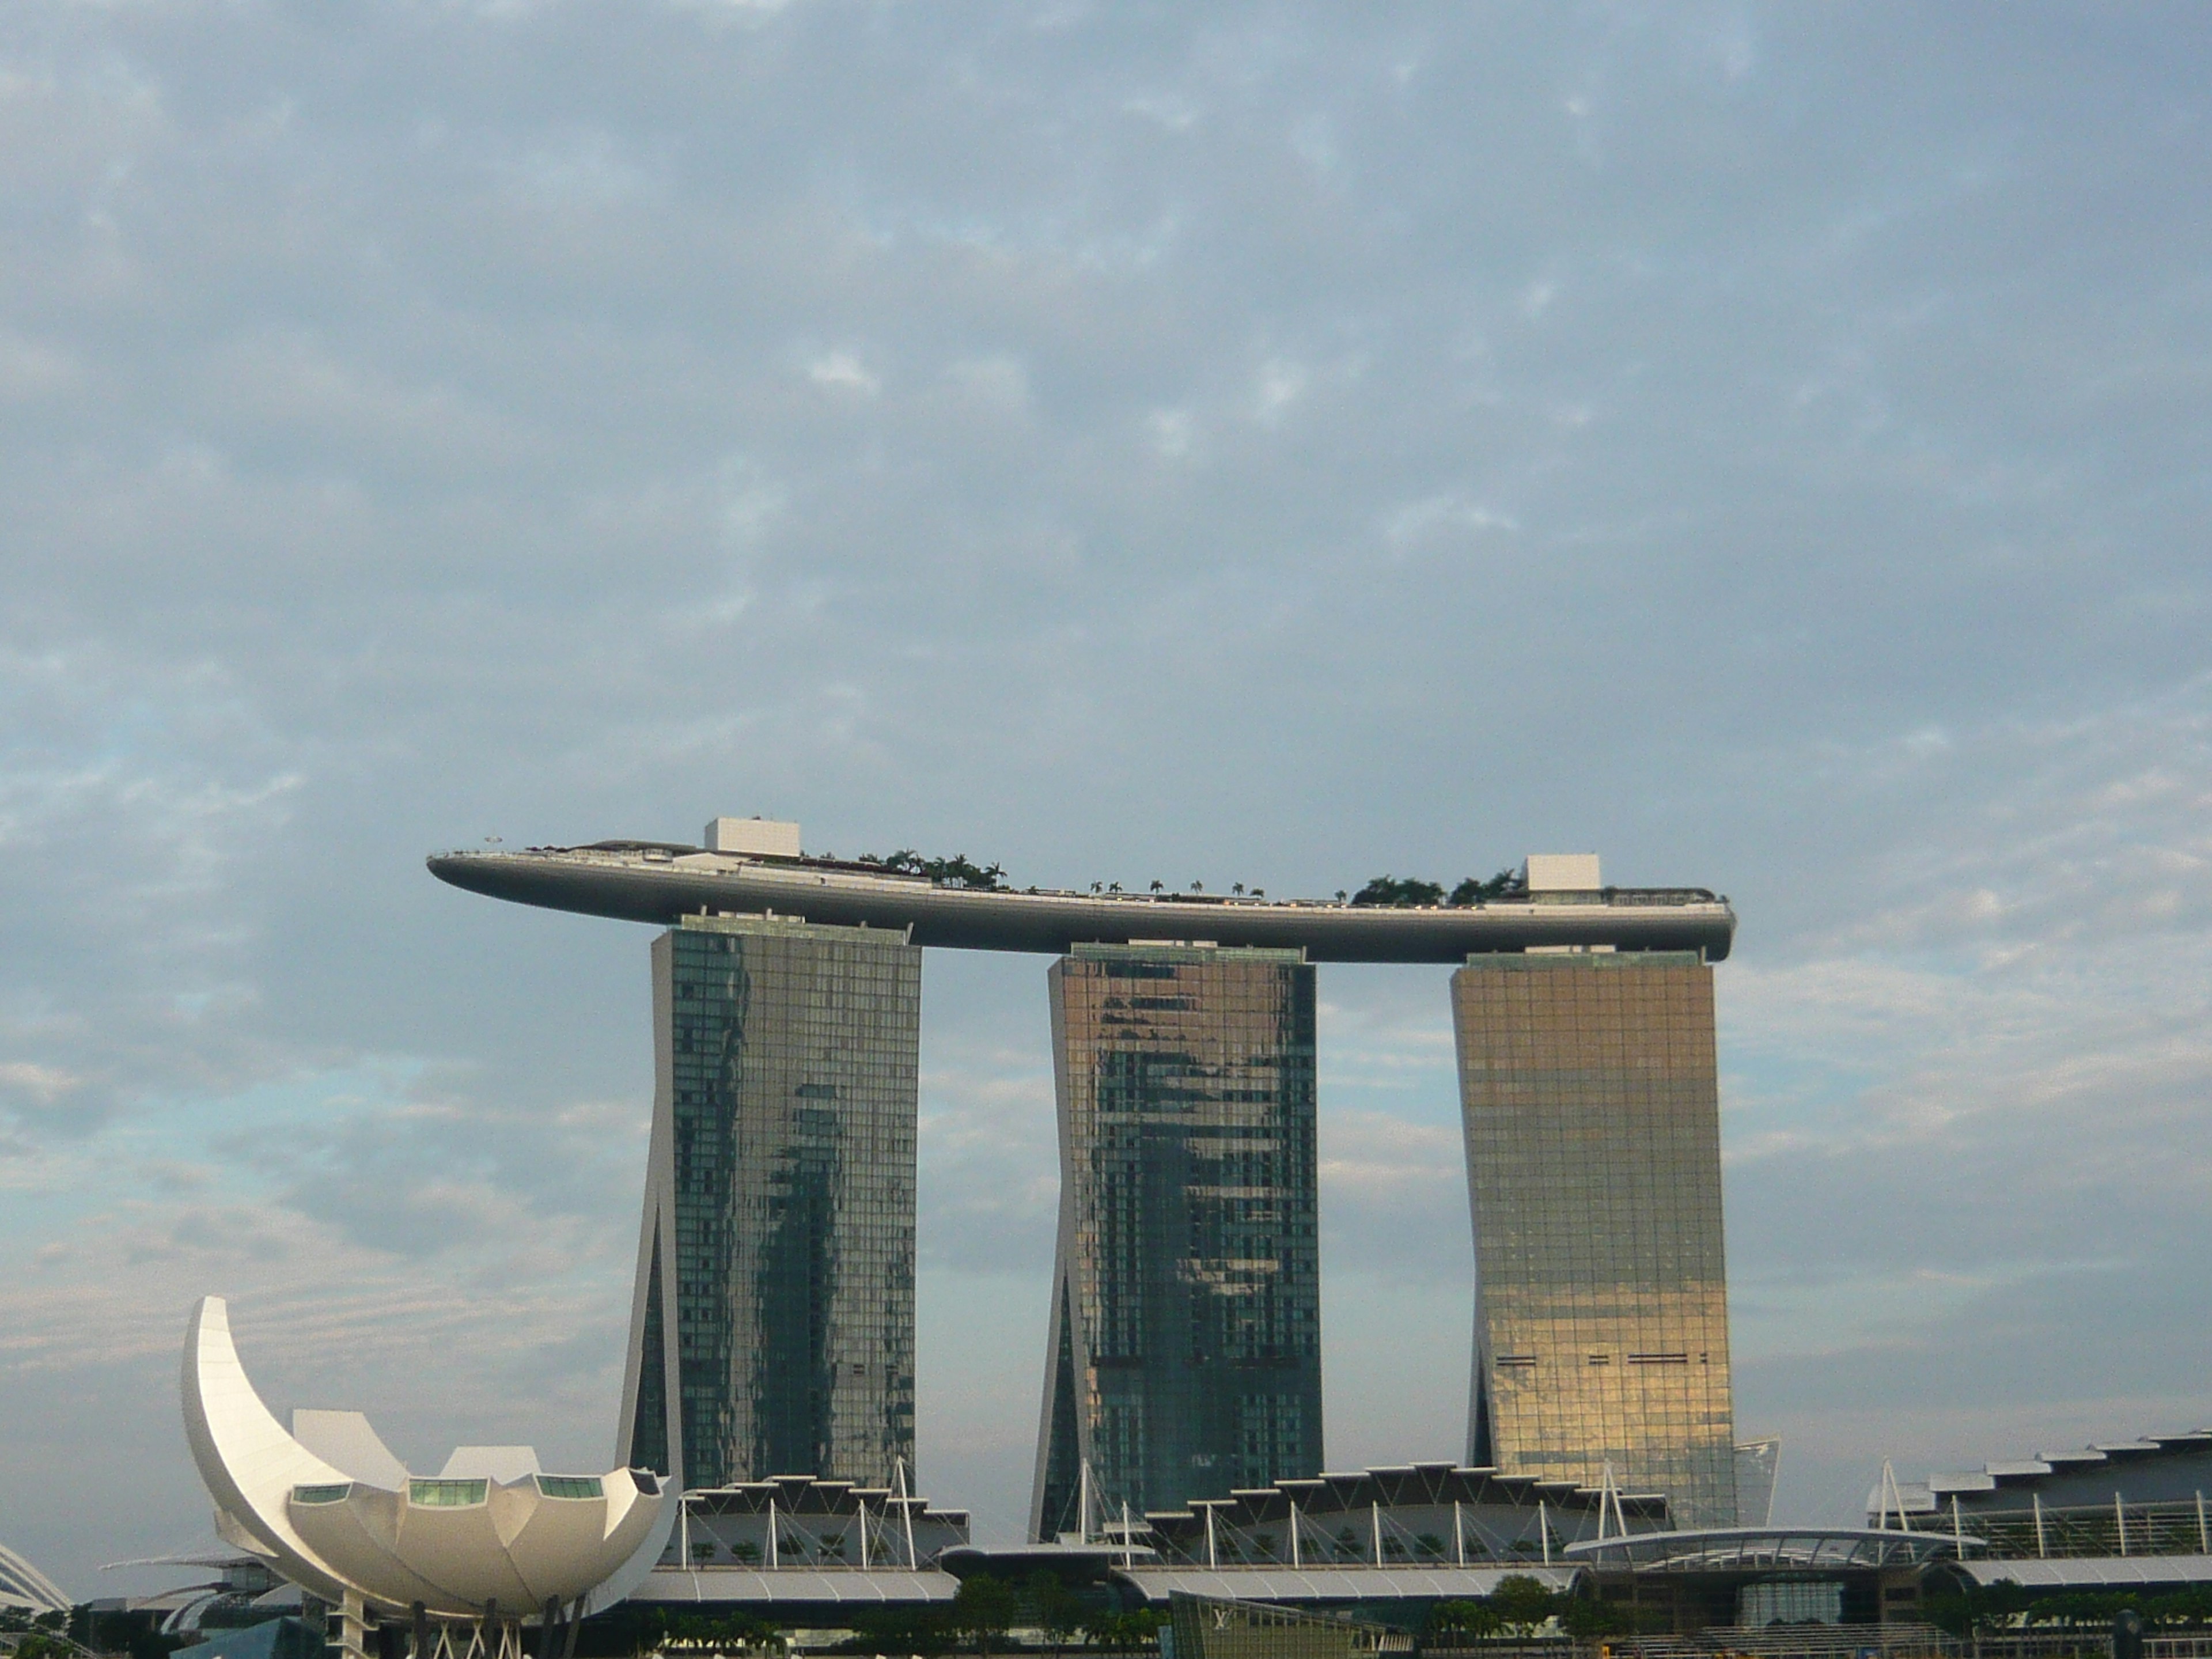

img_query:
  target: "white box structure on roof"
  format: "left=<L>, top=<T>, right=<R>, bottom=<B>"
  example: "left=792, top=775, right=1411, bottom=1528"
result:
left=703, top=817, right=802, bottom=858
left=1525, top=852, right=1602, bottom=892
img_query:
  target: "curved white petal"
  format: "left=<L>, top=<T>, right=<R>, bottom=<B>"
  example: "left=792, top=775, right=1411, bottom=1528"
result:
left=578, top=1476, right=679, bottom=1619
left=180, top=1297, right=356, bottom=1606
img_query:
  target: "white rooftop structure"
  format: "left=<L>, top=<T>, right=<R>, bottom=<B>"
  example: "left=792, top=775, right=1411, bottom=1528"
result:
left=701, top=817, right=801, bottom=857
left=1524, top=852, right=1602, bottom=892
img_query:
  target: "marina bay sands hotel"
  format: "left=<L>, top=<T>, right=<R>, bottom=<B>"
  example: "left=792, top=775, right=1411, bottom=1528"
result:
left=429, top=819, right=1743, bottom=1534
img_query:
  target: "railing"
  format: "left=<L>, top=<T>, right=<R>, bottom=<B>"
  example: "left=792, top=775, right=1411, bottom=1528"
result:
left=1593, top=1626, right=1960, bottom=1659
left=1964, top=1501, right=2212, bottom=1562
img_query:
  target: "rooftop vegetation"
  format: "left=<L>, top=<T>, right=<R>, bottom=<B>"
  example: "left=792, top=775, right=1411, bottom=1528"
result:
left=855, top=849, right=1008, bottom=890
left=1351, top=867, right=1525, bottom=907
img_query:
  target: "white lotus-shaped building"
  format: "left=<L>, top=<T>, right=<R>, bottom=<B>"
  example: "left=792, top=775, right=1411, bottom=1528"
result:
left=182, top=1297, right=672, bottom=1623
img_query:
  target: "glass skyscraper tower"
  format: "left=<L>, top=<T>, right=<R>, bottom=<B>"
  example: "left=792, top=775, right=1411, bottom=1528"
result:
left=619, top=914, right=921, bottom=1491
left=1030, top=945, right=1323, bottom=1539
left=1452, top=949, right=1738, bottom=1526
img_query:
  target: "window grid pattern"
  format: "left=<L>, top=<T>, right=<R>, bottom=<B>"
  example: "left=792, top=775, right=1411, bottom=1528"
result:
left=1452, top=951, right=1737, bottom=1527
left=633, top=915, right=919, bottom=1492
left=1033, top=945, right=1323, bottom=1537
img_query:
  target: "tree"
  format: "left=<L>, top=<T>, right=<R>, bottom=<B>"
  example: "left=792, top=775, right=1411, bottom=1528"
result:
left=1490, top=1574, right=1559, bottom=1635
left=858, top=849, right=1007, bottom=889
left=1149, top=879, right=1164, bottom=893
left=1429, top=1600, right=1502, bottom=1642
left=1026, top=1571, right=1085, bottom=1646
left=1924, top=1578, right=2033, bottom=1638
left=1351, top=874, right=1446, bottom=908
left=1560, top=1597, right=1634, bottom=1639
left=1087, top=1609, right=1164, bottom=1652
left=950, top=1573, right=1018, bottom=1656
left=853, top=1608, right=953, bottom=1655
left=1449, top=868, right=1523, bottom=906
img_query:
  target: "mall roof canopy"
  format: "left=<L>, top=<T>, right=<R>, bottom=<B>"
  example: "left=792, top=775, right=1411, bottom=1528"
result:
left=1565, top=1529, right=1976, bottom=1575
left=1954, top=1556, right=2212, bottom=1589
left=631, top=1566, right=959, bottom=1606
left=1115, top=1565, right=1581, bottom=1604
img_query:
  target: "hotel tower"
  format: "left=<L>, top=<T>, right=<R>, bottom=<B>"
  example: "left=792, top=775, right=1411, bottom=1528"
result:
left=1451, top=857, right=1737, bottom=1524
left=1030, top=945, right=1324, bottom=1537
left=619, top=901, right=921, bottom=1491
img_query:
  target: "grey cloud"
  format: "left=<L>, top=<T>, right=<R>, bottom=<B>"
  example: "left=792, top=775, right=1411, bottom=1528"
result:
left=4, top=0, right=2211, bottom=1578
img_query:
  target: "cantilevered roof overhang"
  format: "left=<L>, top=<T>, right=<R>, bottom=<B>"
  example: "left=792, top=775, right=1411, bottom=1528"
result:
left=426, top=846, right=1736, bottom=964
left=630, top=1566, right=960, bottom=1605
left=1565, top=1529, right=1975, bottom=1575
left=1953, top=1556, right=2212, bottom=1589
left=1112, top=1565, right=1581, bottom=1604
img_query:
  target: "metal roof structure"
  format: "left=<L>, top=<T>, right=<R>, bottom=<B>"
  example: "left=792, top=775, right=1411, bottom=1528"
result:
left=628, top=1566, right=959, bottom=1605
left=1871, top=1431, right=2212, bottom=1519
left=677, top=1476, right=966, bottom=1528
left=1142, top=1462, right=1670, bottom=1529
left=1115, top=1565, right=1580, bottom=1604
left=0, top=1541, right=71, bottom=1617
left=1955, top=1555, right=2212, bottom=1589
left=426, top=845, right=1734, bottom=963
left=1563, top=1529, right=1975, bottom=1574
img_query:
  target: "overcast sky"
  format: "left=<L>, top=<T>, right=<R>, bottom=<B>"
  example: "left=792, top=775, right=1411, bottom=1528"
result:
left=5, top=1, right=2210, bottom=1596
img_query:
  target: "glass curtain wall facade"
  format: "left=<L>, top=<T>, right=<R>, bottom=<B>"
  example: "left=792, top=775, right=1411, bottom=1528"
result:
left=1451, top=950, right=1738, bottom=1527
left=620, top=914, right=920, bottom=1492
left=1031, top=945, right=1323, bottom=1540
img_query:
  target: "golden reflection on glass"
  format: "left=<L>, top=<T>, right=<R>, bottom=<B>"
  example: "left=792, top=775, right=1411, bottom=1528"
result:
left=1453, top=951, right=1737, bottom=1527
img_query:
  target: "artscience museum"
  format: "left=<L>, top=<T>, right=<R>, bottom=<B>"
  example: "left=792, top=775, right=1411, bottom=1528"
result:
left=180, top=1297, right=672, bottom=1659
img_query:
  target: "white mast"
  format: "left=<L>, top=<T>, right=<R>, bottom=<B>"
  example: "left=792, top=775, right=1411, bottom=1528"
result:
left=896, top=1457, right=918, bottom=1569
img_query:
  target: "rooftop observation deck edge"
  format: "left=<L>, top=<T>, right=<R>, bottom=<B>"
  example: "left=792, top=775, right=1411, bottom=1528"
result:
left=426, top=845, right=1736, bottom=964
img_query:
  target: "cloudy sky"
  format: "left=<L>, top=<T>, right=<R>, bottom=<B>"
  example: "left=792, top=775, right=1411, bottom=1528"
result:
left=5, top=0, right=2210, bottom=1595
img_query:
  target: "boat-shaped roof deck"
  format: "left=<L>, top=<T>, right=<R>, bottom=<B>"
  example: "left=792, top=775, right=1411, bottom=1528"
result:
left=427, top=843, right=1735, bottom=964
